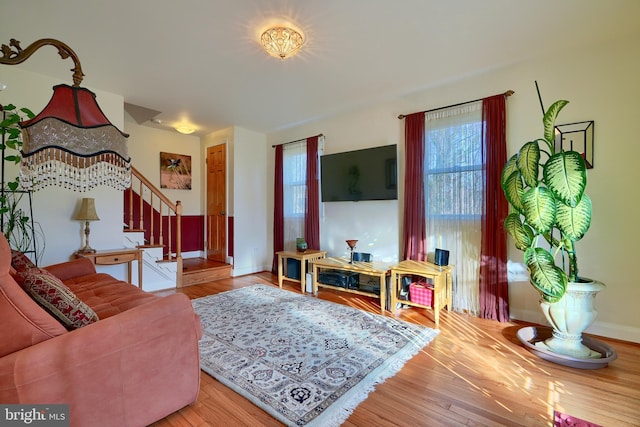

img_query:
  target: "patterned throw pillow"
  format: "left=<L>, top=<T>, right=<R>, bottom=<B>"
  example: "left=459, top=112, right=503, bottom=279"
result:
left=15, top=268, right=99, bottom=330
left=11, top=250, right=37, bottom=272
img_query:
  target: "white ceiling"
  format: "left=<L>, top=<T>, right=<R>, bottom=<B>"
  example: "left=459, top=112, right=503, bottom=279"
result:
left=1, top=0, right=639, bottom=136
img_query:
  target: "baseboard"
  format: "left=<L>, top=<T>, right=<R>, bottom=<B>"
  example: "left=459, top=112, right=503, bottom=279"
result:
left=582, top=321, right=640, bottom=344
left=509, top=308, right=640, bottom=344
left=233, top=264, right=270, bottom=277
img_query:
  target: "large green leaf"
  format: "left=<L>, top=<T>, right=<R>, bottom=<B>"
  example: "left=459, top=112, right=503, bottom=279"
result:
left=501, top=154, right=519, bottom=187
left=517, top=141, right=540, bottom=188
left=543, top=151, right=586, bottom=207
left=543, top=100, right=569, bottom=145
left=556, top=193, right=592, bottom=241
left=502, top=170, right=525, bottom=213
left=524, top=247, right=567, bottom=302
left=504, top=213, right=534, bottom=251
left=522, top=187, right=557, bottom=234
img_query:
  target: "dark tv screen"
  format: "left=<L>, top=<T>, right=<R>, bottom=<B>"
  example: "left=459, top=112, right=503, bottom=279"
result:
left=321, top=144, right=397, bottom=202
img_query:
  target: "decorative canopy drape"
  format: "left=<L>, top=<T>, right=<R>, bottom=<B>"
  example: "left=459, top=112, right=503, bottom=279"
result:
left=272, top=145, right=284, bottom=274
left=19, top=84, right=131, bottom=192
left=480, top=94, right=509, bottom=321
left=0, top=38, right=131, bottom=192
left=304, top=135, right=320, bottom=250
left=402, top=112, right=427, bottom=261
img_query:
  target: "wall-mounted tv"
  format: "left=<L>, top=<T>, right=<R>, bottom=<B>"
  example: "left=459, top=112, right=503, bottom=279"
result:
left=320, top=144, right=397, bottom=202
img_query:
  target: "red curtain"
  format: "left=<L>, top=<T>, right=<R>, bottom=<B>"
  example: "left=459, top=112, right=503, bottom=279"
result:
left=272, top=145, right=284, bottom=274
left=402, top=112, right=427, bottom=261
left=480, top=95, right=509, bottom=321
left=305, top=136, right=320, bottom=250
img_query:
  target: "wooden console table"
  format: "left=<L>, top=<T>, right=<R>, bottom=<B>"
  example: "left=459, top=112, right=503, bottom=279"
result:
left=310, top=257, right=389, bottom=314
left=276, top=249, right=327, bottom=293
left=75, top=248, right=143, bottom=288
left=389, top=260, right=453, bottom=325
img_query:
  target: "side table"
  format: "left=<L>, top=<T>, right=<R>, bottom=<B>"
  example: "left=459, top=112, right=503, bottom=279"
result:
left=389, top=260, right=453, bottom=325
left=310, top=257, right=389, bottom=314
left=75, top=248, right=143, bottom=288
left=276, top=250, right=327, bottom=293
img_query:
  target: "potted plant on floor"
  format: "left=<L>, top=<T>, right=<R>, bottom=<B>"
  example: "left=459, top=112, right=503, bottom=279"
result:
left=501, top=98, right=604, bottom=359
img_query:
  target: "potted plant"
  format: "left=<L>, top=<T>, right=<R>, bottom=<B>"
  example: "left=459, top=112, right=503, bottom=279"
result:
left=501, top=99, right=603, bottom=359
left=0, top=103, right=44, bottom=261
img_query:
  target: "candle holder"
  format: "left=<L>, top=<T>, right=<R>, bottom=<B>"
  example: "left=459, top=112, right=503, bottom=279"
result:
left=346, top=239, right=358, bottom=264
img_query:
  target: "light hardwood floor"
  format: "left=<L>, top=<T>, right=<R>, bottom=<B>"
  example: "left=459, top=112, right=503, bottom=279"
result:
left=151, top=272, right=640, bottom=427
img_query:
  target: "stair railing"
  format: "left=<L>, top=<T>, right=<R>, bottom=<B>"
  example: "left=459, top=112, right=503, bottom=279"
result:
left=126, top=165, right=183, bottom=287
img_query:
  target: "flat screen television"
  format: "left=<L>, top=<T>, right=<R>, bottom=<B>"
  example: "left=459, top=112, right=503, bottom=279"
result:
left=320, top=144, right=397, bottom=202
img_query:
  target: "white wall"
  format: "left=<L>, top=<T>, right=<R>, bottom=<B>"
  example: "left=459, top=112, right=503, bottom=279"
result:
left=124, top=116, right=202, bottom=216
left=267, top=36, right=640, bottom=343
left=1, top=67, right=127, bottom=274
left=268, top=105, right=403, bottom=264
left=202, top=126, right=269, bottom=276
left=231, top=126, right=269, bottom=275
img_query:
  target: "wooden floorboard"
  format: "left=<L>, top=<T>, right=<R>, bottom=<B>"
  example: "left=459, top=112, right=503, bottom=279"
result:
left=151, top=272, right=640, bottom=427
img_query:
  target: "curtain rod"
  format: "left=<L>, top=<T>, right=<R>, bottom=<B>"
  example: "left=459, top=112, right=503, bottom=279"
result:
left=271, top=133, right=324, bottom=148
left=397, top=90, right=515, bottom=119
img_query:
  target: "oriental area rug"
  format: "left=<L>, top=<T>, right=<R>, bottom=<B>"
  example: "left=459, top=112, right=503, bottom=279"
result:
left=192, top=284, right=439, bottom=427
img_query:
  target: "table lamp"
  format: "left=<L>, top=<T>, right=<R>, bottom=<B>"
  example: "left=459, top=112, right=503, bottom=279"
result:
left=75, top=198, right=100, bottom=253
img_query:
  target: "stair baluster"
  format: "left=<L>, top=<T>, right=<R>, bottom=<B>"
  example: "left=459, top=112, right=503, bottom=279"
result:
left=125, top=165, right=183, bottom=287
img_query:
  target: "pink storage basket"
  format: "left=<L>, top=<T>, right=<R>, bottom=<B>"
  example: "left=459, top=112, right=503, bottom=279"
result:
left=409, top=283, right=433, bottom=307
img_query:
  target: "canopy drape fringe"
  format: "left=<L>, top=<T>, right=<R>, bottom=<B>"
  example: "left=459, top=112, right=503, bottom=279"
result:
left=20, top=148, right=131, bottom=192
left=398, top=90, right=514, bottom=119
left=272, top=133, right=323, bottom=148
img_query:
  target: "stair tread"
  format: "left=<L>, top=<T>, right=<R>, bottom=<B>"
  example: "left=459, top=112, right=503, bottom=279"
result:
left=182, top=257, right=230, bottom=271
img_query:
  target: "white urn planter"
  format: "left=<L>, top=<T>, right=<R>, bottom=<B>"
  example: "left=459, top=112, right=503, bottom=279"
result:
left=537, top=280, right=605, bottom=358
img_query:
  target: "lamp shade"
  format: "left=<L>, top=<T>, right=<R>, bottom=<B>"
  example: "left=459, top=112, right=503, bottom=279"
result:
left=75, top=198, right=100, bottom=221
left=19, top=84, right=131, bottom=192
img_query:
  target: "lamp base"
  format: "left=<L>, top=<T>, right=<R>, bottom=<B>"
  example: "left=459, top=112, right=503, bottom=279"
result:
left=79, top=220, right=96, bottom=254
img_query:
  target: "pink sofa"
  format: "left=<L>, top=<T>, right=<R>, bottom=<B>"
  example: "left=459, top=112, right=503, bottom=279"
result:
left=0, top=233, right=202, bottom=427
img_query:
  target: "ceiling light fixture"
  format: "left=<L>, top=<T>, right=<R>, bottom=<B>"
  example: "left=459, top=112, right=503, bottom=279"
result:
left=175, top=125, right=195, bottom=135
left=260, top=26, right=304, bottom=60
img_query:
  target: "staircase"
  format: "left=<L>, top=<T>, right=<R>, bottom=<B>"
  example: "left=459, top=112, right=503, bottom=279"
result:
left=124, top=165, right=231, bottom=291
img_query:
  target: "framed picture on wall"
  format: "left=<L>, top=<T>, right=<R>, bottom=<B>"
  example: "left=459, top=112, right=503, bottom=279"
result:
left=160, top=152, right=192, bottom=190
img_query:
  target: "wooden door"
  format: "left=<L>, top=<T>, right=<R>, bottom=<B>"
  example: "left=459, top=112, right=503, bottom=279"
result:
left=207, top=144, right=226, bottom=262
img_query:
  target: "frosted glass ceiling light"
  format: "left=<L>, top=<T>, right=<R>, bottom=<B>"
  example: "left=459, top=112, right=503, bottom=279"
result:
left=175, top=125, right=195, bottom=135
left=260, top=26, right=304, bottom=60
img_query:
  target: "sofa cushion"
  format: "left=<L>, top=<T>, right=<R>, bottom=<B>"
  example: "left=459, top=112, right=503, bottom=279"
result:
left=63, top=273, right=159, bottom=319
left=16, top=268, right=99, bottom=330
left=11, top=250, right=36, bottom=272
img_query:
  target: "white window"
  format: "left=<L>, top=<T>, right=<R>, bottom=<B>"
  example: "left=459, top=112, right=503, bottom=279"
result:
left=424, top=101, right=482, bottom=315
left=282, top=141, right=307, bottom=250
